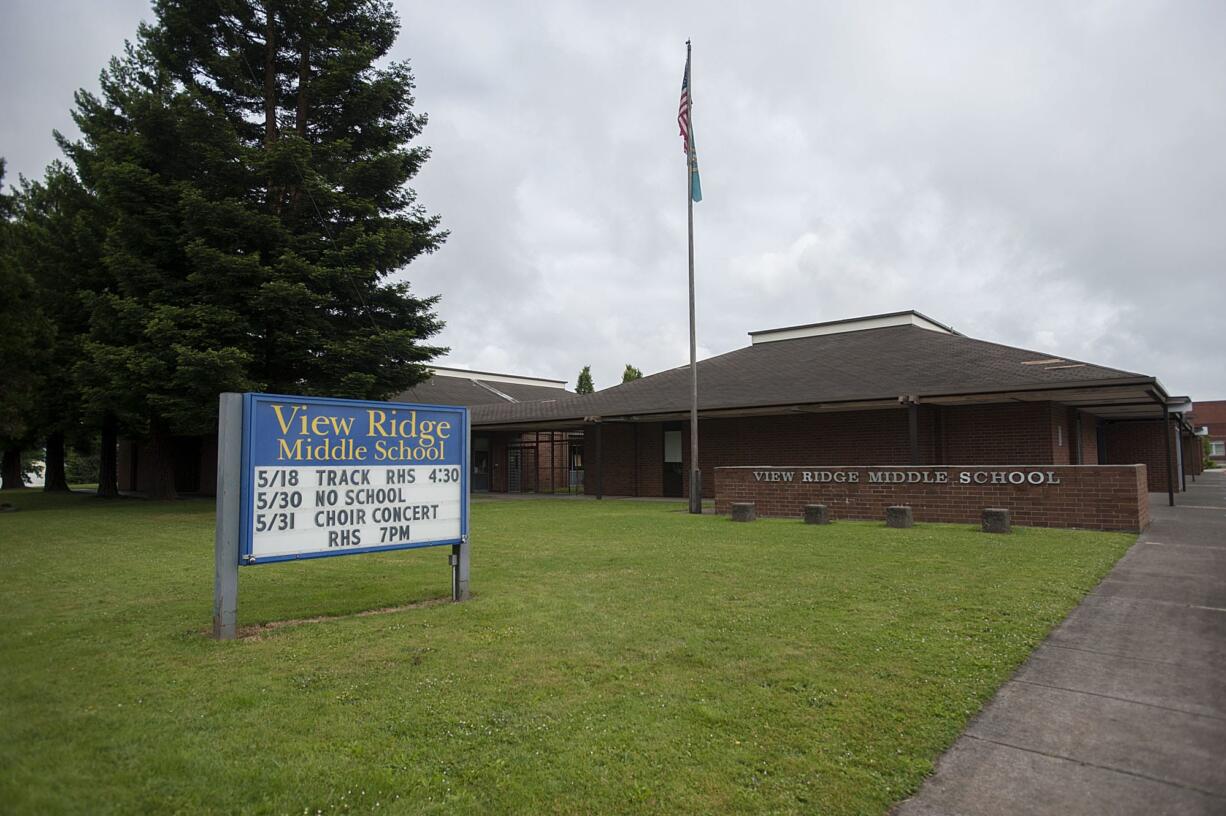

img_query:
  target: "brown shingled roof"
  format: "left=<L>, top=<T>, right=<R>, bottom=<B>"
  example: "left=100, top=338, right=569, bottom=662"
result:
left=471, top=323, right=1153, bottom=427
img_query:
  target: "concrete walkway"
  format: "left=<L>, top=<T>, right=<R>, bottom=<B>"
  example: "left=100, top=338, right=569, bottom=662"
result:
left=895, top=470, right=1226, bottom=816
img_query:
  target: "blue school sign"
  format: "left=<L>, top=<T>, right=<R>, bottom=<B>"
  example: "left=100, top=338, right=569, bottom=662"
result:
left=238, top=393, right=469, bottom=564
left=212, top=392, right=471, bottom=639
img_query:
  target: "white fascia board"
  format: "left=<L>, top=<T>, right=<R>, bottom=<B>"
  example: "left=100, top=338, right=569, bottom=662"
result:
left=430, top=366, right=568, bottom=388
left=751, top=312, right=954, bottom=344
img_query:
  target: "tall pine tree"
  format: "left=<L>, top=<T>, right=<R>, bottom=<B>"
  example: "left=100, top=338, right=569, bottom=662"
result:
left=0, top=161, right=52, bottom=489
left=576, top=366, right=594, bottom=394
left=62, top=1, right=446, bottom=498
left=13, top=163, right=107, bottom=492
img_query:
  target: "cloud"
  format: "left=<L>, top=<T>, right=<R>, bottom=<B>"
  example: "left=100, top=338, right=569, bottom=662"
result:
left=5, top=0, right=1224, bottom=396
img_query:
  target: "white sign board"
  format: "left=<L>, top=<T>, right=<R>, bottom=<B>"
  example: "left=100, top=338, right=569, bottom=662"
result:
left=238, top=393, right=468, bottom=564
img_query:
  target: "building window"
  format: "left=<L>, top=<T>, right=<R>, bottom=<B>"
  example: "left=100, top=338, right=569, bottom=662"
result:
left=1212, top=441, right=1226, bottom=457
left=664, top=430, right=683, bottom=463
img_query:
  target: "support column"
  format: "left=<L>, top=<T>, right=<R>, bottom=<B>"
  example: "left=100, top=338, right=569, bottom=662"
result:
left=1073, top=412, right=1083, bottom=465
left=1176, top=425, right=1186, bottom=493
left=593, top=421, right=603, bottom=500
left=633, top=423, right=640, bottom=497
left=212, top=393, right=242, bottom=641
left=1162, top=404, right=1175, bottom=507
left=451, top=539, right=470, bottom=601
left=908, top=402, right=920, bottom=465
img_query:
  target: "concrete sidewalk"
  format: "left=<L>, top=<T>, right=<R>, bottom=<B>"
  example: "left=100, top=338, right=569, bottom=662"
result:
left=895, top=470, right=1226, bottom=816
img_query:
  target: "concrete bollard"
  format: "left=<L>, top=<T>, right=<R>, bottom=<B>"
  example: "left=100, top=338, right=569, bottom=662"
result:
left=731, top=502, right=757, bottom=522
left=982, top=508, right=1012, bottom=534
left=885, top=505, right=913, bottom=528
left=803, top=504, right=830, bottom=525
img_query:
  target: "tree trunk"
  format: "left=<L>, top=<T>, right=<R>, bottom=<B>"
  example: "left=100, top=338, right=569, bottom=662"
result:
left=97, top=414, right=119, bottom=498
left=43, top=431, right=70, bottom=492
left=144, top=424, right=178, bottom=501
left=264, top=2, right=279, bottom=147
left=296, top=40, right=309, bottom=137
left=264, top=1, right=281, bottom=214
left=1, top=447, right=23, bottom=490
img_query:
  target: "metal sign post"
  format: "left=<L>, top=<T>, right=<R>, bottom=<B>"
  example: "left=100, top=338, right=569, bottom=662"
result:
left=213, top=392, right=242, bottom=640
left=211, top=391, right=471, bottom=640
left=452, top=420, right=471, bottom=600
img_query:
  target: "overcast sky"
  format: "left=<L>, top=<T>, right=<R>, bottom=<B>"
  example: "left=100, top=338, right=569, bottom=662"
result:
left=3, top=1, right=1224, bottom=398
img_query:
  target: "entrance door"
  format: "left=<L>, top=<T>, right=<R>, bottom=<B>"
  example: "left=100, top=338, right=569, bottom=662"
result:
left=662, top=427, right=683, bottom=497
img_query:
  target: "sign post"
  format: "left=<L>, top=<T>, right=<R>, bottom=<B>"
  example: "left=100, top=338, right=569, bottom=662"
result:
left=212, top=392, right=471, bottom=640
left=452, top=418, right=471, bottom=600
left=213, top=392, right=242, bottom=640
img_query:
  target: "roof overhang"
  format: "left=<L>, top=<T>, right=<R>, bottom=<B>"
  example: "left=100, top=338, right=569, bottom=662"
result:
left=471, top=377, right=1181, bottom=429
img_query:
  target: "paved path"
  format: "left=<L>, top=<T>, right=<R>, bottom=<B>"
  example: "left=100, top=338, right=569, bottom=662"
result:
left=895, top=470, right=1226, bottom=816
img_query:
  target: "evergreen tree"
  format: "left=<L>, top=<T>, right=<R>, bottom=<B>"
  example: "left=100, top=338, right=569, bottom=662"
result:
left=61, top=1, right=446, bottom=498
left=621, top=364, right=642, bottom=383
left=0, top=161, right=52, bottom=489
left=13, top=164, right=106, bottom=492
left=576, top=365, right=594, bottom=394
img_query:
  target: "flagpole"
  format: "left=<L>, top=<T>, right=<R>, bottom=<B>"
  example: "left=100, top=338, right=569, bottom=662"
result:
left=686, top=39, right=701, bottom=515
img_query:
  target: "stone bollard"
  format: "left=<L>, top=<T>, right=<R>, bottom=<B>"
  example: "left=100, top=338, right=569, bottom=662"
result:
left=982, top=508, right=1012, bottom=534
left=885, top=506, right=913, bottom=529
left=803, top=504, right=830, bottom=525
left=731, top=502, right=757, bottom=522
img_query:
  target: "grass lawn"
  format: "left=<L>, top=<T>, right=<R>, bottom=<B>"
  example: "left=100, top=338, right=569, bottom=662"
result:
left=1, top=489, right=1134, bottom=815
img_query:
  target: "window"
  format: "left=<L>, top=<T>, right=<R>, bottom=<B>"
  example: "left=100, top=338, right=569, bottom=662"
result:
left=664, top=430, right=683, bottom=463
left=1212, top=441, right=1225, bottom=457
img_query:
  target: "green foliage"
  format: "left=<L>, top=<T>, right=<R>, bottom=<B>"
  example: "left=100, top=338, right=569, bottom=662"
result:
left=11, top=163, right=106, bottom=445
left=1, top=494, right=1133, bottom=814
left=0, top=161, right=53, bottom=452
left=59, top=0, right=446, bottom=444
left=576, top=364, right=594, bottom=394
left=64, top=444, right=102, bottom=485
left=621, top=363, right=643, bottom=383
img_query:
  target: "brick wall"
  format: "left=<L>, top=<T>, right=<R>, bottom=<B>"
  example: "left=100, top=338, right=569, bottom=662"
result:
left=940, top=403, right=1056, bottom=464
left=1182, top=432, right=1203, bottom=477
left=1101, top=420, right=1179, bottom=493
left=1079, top=413, right=1099, bottom=464
left=489, top=433, right=510, bottom=493
left=1189, top=400, right=1226, bottom=463
left=714, top=465, right=1149, bottom=532
left=584, top=402, right=1087, bottom=498
left=117, top=435, right=217, bottom=496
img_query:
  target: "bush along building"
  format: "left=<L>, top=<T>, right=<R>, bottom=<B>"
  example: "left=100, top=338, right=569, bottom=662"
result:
left=469, top=311, right=1201, bottom=529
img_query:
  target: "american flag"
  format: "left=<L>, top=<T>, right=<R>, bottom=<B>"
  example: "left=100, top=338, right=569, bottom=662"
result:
left=678, top=45, right=702, bottom=202
left=678, top=52, right=693, bottom=155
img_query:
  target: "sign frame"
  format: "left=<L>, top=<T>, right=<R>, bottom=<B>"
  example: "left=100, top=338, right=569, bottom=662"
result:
left=237, top=392, right=469, bottom=565
left=212, top=391, right=471, bottom=641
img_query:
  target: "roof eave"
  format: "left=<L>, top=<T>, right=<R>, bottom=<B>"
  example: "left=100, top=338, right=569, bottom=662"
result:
left=471, top=376, right=1163, bottom=427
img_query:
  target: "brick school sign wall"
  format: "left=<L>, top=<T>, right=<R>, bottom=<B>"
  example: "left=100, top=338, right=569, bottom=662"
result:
left=714, top=465, right=1149, bottom=532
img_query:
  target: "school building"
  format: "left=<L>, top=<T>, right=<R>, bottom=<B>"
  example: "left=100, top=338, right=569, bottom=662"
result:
left=116, top=365, right=574, bottom=497
left=469, top=311, right=1203, bottom=516
left=1189, top=399, right=1226, bottom=466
